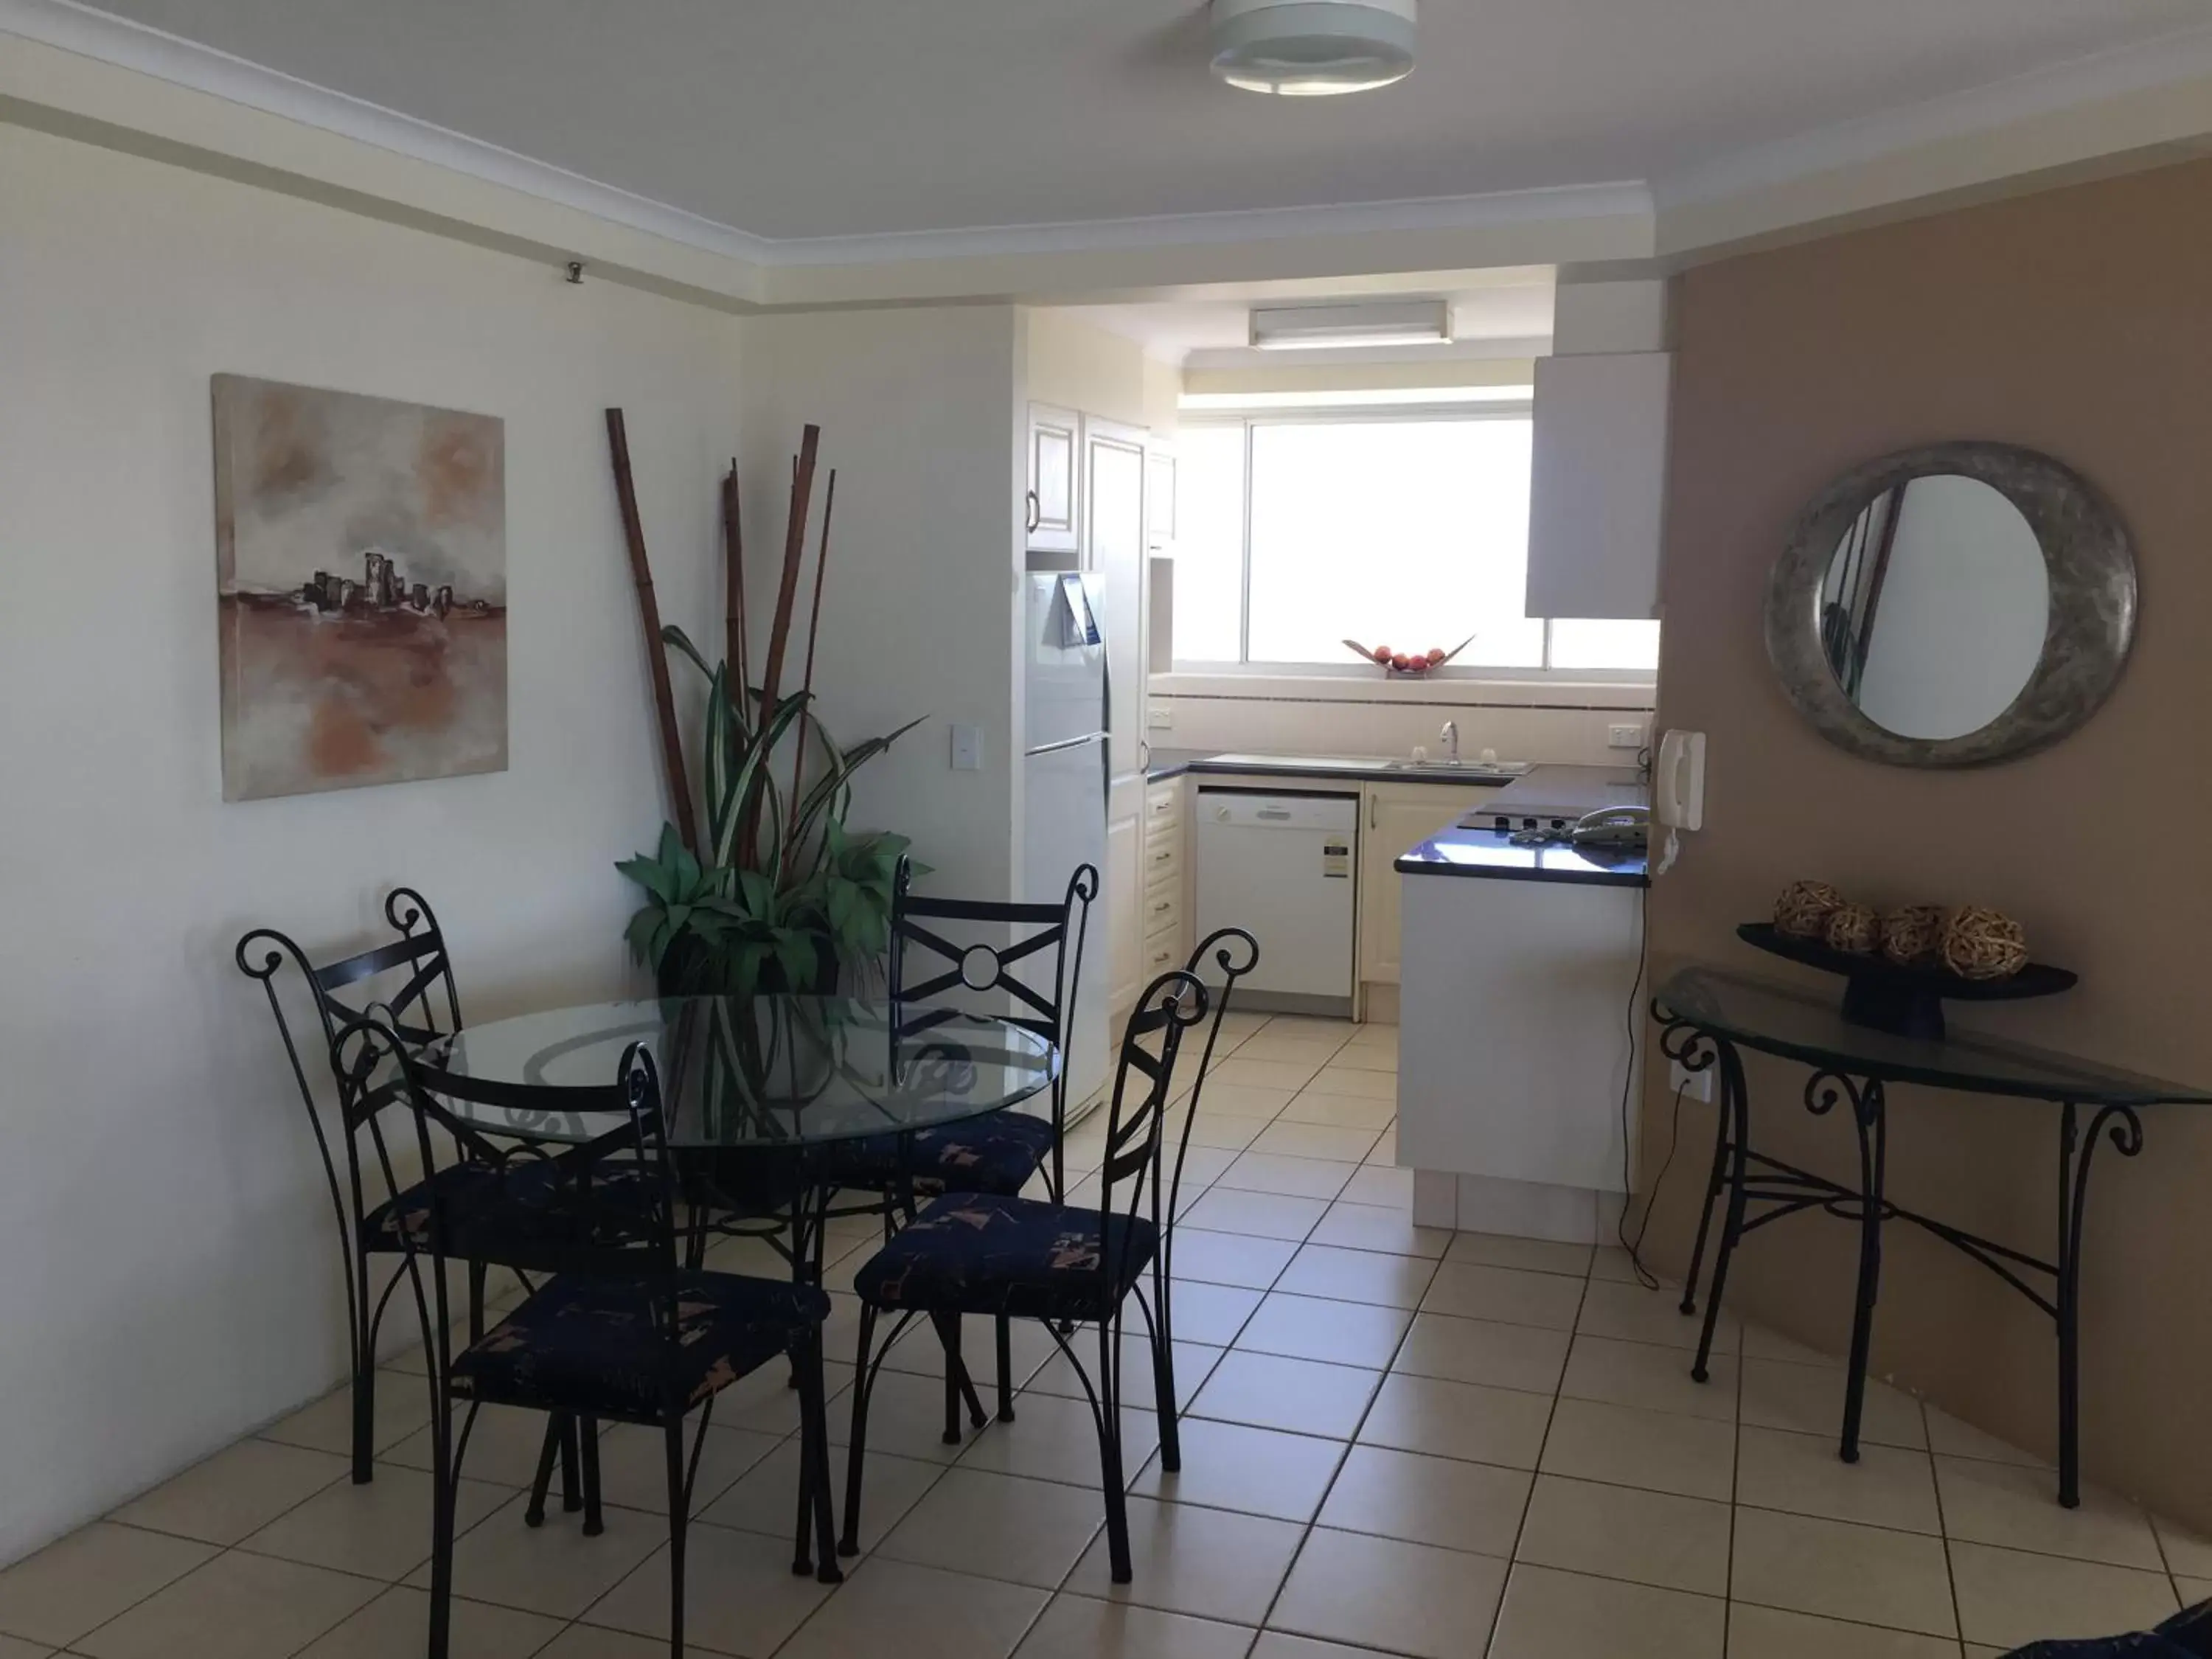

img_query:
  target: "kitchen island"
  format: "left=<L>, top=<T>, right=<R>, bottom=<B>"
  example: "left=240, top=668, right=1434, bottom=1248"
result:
left=1394, top=772, right=1651, bottom=1245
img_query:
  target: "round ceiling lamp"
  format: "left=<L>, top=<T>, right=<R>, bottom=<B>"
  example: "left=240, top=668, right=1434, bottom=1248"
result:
left=1209, top=0, right=1417, bottom=97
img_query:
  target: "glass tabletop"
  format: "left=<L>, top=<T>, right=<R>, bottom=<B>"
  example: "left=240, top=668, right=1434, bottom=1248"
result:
left=420, top=995, right=1058, bottom=1148
left=1655, top=966, right=2212, bottom=1107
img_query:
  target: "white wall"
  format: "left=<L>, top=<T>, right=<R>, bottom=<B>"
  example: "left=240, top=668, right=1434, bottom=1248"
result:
left=0, top=124, right=745, bottom=1562
left=737, top=308, right=1023, bottom=902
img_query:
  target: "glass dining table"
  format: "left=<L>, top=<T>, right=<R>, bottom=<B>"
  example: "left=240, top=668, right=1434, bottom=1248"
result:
left=413, top=992, right=1060, bottom=1278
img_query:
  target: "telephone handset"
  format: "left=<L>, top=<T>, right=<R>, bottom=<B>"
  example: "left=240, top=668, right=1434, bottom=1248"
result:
left=1654, top=730, right=1706, bottom=831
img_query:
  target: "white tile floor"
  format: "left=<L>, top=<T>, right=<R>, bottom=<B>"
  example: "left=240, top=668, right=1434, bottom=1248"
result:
left=4, top=1012, right=2206, bottom=1658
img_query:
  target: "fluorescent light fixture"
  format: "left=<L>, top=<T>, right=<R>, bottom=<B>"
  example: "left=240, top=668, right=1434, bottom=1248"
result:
left=1250, top=299, right=1451, bottom=350
left=1180, top=385, right=1534, bottom=410
left=1211, top=0, right=1417, bottom=96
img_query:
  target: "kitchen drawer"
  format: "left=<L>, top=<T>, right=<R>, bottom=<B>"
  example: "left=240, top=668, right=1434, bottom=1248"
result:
left=1141, top=929, right=1183, bottom=980
left=1146, top=782, right=1181, bottom=829
left=1139, top=884, right=1180, bottom=936
left=1141, top=832, right=1182, bottom=890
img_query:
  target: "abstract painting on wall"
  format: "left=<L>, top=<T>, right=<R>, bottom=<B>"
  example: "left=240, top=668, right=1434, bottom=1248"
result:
left=213, top=375, right=507, bottom=801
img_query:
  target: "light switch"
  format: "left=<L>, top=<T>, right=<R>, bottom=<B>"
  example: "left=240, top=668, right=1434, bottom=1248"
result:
left=1147, top=706, right=1175, bottom=730
left=950, top=723, right=984, bottom=771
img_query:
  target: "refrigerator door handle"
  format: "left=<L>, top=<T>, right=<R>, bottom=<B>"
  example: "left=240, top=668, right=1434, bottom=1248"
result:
left=1028, top=734, right=1101, bottom=757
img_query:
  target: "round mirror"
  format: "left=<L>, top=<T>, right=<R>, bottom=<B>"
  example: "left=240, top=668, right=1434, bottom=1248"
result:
left=1767, top=443, right=2135, bottom=768
left=1818, top=475, right=2048, bottom=741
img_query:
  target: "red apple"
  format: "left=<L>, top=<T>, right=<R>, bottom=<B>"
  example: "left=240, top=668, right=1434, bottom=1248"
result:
left=1391, top=653, right=1412, bottom=672
left=1371, top=644, right=1392, bottom=664
left=1427, top=647, right=1447, bottom=665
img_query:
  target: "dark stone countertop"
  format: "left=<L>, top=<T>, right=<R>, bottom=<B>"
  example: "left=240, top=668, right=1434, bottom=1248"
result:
left=1144, top=750, right=1526, bottom=788
left=1396, top=824, right=1649, bottom=888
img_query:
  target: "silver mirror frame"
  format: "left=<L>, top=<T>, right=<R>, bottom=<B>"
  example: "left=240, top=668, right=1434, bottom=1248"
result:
left=1765, top=441, right=2136, bottom=768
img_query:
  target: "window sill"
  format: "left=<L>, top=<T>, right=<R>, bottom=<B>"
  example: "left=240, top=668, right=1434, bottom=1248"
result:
left=1150, top=670, right=1656, bottom=709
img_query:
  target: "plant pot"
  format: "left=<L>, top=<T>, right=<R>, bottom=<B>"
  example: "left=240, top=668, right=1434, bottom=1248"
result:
left=655, top=932, right=841, bottom=998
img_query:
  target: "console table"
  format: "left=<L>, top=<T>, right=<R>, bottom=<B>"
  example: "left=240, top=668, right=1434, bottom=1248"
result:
left=1652, top=964, right=2211, bottom=1507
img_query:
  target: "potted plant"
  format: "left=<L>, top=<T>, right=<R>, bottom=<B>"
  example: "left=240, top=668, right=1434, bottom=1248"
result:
left=608, top=419, right=923, bottom=996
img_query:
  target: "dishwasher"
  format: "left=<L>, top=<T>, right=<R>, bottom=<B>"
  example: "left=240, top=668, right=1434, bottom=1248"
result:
left=1194, top=788, right=1359, bottom=1016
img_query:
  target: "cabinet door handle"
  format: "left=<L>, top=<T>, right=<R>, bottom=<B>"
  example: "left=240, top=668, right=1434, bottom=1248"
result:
left=1149, top=847, right=1172, bottom=864
left=1150, top=898, right=1173, bottom=914
left=1368, top=795, right=1378, bottom=831
left=1025, top=490, right=1041, bottom=534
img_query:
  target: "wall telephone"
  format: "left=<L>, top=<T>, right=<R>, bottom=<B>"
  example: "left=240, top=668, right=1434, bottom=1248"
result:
left=1654, top=730, right=1706, bottom=830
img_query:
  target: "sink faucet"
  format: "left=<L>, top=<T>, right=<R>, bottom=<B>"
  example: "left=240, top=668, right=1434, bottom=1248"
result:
left=1439, top=720, right=1460, bottom=765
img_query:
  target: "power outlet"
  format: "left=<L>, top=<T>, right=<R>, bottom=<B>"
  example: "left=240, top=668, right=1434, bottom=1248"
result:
left=1147, top=706, right=1175, bottom=729
left=949, top=723, right=983, bottom=772
left=1608, top=722, right=1647, bottom=750
left=1669, top=1060, right=1714, bottom=1102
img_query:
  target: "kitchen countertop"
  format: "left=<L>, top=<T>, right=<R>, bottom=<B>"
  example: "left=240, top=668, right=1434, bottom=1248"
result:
left=1144, top=749, right=1528, bottom=787
left=1475, top=764, right=1648, bottom=820
left=1397, top=824, right=1649, bottom=888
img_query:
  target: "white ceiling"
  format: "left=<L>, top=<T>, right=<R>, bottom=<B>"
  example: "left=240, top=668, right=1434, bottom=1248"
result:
left=72, top=0, right=2212, bottom=242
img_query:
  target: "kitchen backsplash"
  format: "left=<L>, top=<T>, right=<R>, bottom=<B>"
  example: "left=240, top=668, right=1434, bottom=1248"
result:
left=1149, top=690, right=1656, bottom=766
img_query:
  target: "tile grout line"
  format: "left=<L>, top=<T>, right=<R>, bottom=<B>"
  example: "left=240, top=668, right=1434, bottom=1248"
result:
left=1481, top=1263, right=1594, bottom=1658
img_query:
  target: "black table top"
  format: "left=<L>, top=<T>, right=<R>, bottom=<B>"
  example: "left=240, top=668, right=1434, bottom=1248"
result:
left=420, top=995, right=1058, bottom=1147
left=1654, top=967, right=2212, bottom=1107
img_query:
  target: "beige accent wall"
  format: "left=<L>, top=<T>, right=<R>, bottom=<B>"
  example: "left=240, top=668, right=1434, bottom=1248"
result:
left=1641, top=156, right=2212, bottom=1529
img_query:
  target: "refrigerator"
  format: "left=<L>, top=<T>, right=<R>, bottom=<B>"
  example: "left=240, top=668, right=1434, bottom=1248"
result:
left=1023, top=571, right=1110, bottom=1113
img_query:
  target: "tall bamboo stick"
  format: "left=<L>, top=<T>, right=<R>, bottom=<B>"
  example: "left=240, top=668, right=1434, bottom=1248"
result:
left=786, top=467, right=838, bottom=846
left=720, top=459, right=749, bottom=707
left=747, top=425, right=821, bottom=865
left=605, top=408, right=698, bottom=854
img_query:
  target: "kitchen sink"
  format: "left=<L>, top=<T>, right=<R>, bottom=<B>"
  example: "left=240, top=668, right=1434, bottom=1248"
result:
left=1380, top=759, right=1528, bottom=783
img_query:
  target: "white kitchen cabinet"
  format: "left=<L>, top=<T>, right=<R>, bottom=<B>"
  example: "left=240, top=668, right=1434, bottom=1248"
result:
left=1525, top=351, right=1672, bottom=621
left=1086, top=419, right=1148, bottom=781
left=1356, top=782, right=1508, bottom=987
left=1146, top=446, right=1177, bottom=552
left=1105, top=775, right=1144, bottom=1026
left=1026, top=403, right=1081, bottom=554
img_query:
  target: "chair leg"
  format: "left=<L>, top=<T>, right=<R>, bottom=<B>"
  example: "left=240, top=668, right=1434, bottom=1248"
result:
left=839, top=1307, right=879, bottom=1557
left=935, top=1312, right=963, bottom=1444
left=1096, top=1311, right=1133, bottom=1584
left=995, top=1314, right=1017, bottom=1423
left=467, top=1259, right=487, bottom=1344
left=426, top=1393, right=458, bottom=1659
left=349, top=1317, right=377, bottom=1485
left=559, top=1415, right=583, bottom=1514
left=580, top=1419, right=605, bottom=1537
left=1150, top=1326, right=1181, bottom=1474
left=663, top=1415, right=688, bottom=1659
left=524, top=1414, right=563, bottom=1528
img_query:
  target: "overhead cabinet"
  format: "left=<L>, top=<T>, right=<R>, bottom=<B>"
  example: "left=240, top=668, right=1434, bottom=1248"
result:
left=1525, top=351, right=1672, bottom=622
left=1026, top=403, right=1081, bottom=554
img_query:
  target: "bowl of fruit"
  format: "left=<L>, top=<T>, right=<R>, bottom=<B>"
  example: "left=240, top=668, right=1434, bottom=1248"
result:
left=1341, top=634, right=1476, bottom=677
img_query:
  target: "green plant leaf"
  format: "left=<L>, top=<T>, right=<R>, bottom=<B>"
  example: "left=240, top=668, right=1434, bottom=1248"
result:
left=623, top=906, right=662, bottom=964
left=773, top=928, right=818, bottom=990
left=661, top=624, right=714, bottom=683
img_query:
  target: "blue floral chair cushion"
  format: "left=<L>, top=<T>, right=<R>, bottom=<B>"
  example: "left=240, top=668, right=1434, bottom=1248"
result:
left=450, top=1270, right=831, bottom=1419
left=832, top=1113, right=1056, bottom=1200
left=851, top=1192, right=1158, bottom=1321
left=363, top=1158, right=653, bottom=1252
left=2003, top=1597, right=2212, bottom=1658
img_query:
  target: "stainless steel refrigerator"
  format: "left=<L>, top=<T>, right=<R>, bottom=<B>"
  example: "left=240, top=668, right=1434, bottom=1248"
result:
left=1023, top=571, right=1109, bottom=1113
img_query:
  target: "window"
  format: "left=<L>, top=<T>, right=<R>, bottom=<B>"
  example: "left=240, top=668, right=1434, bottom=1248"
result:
left=1173, top=412, right=1660, bottom=675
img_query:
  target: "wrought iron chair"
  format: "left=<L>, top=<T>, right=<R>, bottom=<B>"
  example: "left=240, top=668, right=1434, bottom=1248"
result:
left=838, top=967, right=1211, bottom=1582
left=824, top=856, right=1097, bottom=1432
left=349, top=1021, right=841, bottom=1659
left=236, top=890, right=493, bottom=1484
left=1149, top=926, right=1259, bottom=1471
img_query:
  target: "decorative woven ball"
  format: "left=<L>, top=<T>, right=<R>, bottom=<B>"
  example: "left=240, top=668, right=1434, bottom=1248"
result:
left=1774, top=880, right=1847, bottom=939
left=1879, top=905, right=1948, bottom=967
left=1824, top=902, right=1881, bottom=955
left=1941, top=905, right=2029, bottom=981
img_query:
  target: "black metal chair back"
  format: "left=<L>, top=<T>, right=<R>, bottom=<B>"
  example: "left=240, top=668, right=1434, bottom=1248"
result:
left=234, top=889, right=472, bottom=1481
left=346, top=1021, right=677, bottom=1328
left=888, top=855, right=1098, bottom=1194
left=1085, top=968, right=1209, bottom=1324
left=1162, top=928, right=1259, bottom=1252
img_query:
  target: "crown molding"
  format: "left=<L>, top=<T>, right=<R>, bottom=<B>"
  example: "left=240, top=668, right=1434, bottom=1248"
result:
left=759, top=183, right=1653, bottom=269
left=1655, top=18, right=2212, bottom=211
left=0, top=0, right=774, bottom=263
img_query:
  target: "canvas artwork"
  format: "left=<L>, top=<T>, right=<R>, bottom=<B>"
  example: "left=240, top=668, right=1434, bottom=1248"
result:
left=213, top=375, right=507, bottom=801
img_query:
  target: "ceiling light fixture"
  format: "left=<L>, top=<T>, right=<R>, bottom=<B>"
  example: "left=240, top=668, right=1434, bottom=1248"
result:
left=1210, top=0, right=1417, bottom=96
left=1250, top=299, right=1451, bottom=349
